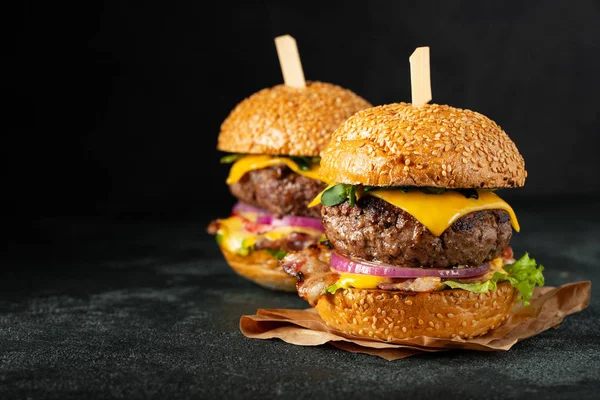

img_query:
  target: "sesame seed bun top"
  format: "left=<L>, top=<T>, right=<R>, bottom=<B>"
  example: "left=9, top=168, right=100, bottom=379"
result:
left=217, top=81, right=372, bottom=157
left=319, top=103, right=527, bottom=189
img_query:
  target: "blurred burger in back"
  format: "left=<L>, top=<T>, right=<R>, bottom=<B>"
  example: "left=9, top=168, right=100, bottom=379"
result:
left=208, top=81, right=371, bottom=291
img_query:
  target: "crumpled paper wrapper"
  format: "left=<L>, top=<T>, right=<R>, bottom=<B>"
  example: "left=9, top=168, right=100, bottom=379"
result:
left=240, top=281, right=591, bottom=360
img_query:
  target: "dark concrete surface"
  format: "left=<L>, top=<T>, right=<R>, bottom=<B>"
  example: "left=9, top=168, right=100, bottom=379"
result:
left=1, top=199, right=599, bottom=399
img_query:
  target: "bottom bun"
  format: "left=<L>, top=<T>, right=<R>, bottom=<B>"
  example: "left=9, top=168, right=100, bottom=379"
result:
left=220, top=245, right=297, bottom=292
left=315, top=282, right=516, bottom=340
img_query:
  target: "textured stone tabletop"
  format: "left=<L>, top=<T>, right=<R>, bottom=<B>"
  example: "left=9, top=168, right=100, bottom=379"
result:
left=2, top=199, right=599, bottom=399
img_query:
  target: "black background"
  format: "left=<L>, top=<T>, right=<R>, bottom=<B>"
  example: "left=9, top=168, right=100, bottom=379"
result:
left=8, top=0, right=600, bottom=223
left=3, top=3, right=599, bottom=396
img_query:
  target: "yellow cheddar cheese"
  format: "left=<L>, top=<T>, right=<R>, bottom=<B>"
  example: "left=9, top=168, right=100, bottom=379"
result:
left=226, top=155, right=328, bottom=185
left=309, top=187, right=519, bottom=236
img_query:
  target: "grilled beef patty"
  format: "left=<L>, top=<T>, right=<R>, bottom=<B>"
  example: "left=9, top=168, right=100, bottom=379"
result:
left=229, top=165, right=325, bottom=218
left=321, top=196, right=512, bottom=268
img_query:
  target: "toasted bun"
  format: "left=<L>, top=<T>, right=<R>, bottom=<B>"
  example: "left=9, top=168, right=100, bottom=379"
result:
left=320, top=103, right=526, bottom=188
left=219, top=245, right=297, bottom=292
left=217, top=81, right=372, bottom=157
left=315, top=282, right=516, bottom=340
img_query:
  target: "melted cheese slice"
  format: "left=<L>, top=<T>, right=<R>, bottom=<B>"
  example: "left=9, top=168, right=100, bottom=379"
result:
left=333, top=273, right=389, bottom=289
left=309, top=187, right=519, bottom=236
left=226, top=155, right=328, bottom=184
left=217, top=214, right=324, bottom=255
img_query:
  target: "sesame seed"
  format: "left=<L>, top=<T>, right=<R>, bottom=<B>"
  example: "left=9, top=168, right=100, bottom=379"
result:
left=402, top=327, right=408, bottom=333
left=418, top=319, right=424, bottom=325
left=447, top=313, right=454, bottom=318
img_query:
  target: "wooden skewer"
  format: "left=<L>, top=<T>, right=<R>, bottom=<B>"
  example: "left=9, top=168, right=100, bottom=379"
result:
left=409, top=46, right=432, bottom=106
left=274, top=35, right=306, bottom=89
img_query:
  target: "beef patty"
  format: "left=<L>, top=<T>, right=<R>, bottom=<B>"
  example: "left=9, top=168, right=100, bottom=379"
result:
left=321, top=196, right=512, bottom=268
left=229, top=165, right=326, bottom=218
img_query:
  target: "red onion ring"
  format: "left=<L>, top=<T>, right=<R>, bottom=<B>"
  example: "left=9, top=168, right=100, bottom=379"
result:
left=255, top=215, right=273, bottom=224
left=270, top=216, right=324, bottom=232
left=330, top=251, right=490, bottom=278
left=231, top=202, right=271, bottom=215
left=232, top=202, right=324, bottom=232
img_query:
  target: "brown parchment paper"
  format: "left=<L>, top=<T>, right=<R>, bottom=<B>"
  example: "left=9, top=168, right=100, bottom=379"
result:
left=240, top=281, right=591, bottom=360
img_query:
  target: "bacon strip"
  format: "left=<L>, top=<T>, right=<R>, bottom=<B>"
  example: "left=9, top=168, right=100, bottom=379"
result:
left=378, top=277, right=441, bottom=292
left=281, top=244, right=339, bottom=306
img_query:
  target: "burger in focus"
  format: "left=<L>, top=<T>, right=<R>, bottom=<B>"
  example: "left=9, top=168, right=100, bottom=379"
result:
left=207, top=81, right=371, bottom=291
left=281, top=102, right=544, bottom=339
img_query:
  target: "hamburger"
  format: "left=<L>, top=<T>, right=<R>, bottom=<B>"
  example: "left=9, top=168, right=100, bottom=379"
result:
left=207, top=81, right=371, bottom=292
left=281, top=102, right=545, bottom=340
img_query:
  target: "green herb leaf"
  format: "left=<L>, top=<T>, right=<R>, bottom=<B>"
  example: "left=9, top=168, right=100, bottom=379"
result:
left=321, top=184, right=351, bottom=206
left=445, top=253, right=544, bottom=306
left=348, top=185, right=356, bottom=207
left=420, top=187, right=446, bottom=195
left=215, top=233, right=224, bottom=244
left=364, top=186, right=410, bottom=193
left=265, top=248, right=288, bottom=260
left=457, top=189, right=479, bottom=199
left=220, top=154, right=244, bottom=164
left=289, top=156, right=313, bottom=171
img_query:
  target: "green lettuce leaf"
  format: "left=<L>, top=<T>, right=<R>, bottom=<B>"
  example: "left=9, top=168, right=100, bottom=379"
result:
left=445, top=253, right=544, bottom=306
left=265, top=248, right=288, bottom=260
left=220, top=153, right=244, bottom=163
left=326, top=283, right=341, bottom=294
left=442, top=279, right=498, bottom=294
